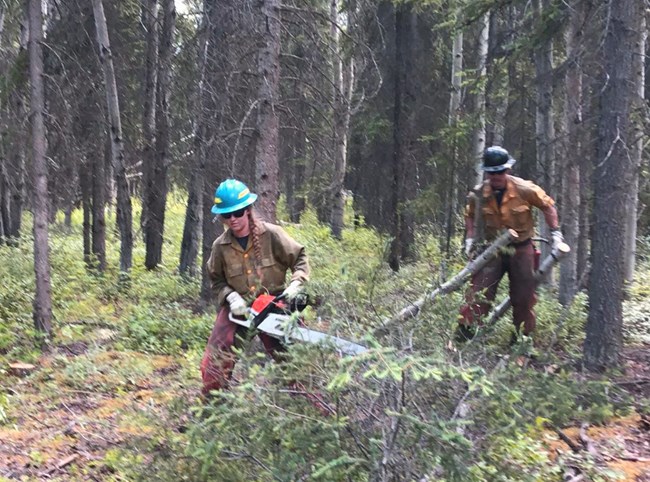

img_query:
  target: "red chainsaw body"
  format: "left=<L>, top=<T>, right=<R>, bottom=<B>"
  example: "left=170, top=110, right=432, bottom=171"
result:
left=250, top=294, right=287, bottom=316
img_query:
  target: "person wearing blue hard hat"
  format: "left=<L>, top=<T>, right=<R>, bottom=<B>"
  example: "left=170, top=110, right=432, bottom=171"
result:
left=200, top=179, right=310, bottom=396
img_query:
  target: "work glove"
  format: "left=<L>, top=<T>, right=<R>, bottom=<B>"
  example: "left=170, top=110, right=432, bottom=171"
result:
left=226, top=291, right=248, bottom=317
left=282, top=280, right=303, bottom=300
left=551, top=229, right=565, bottom=251
left=464, top=238, right=474, bottom=258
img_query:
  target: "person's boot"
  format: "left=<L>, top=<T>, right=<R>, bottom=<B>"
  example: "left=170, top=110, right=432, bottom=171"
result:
left=454, top=324, right=477, bottom=343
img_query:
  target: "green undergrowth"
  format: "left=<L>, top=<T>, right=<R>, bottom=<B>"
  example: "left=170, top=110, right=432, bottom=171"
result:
left=0, top=197, right=644, bottom=481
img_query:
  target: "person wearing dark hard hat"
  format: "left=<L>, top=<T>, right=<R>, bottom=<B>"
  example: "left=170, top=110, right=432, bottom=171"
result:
left=456, top=146, right=564, bottom=342
left=200, top=179, right=310, bottom=396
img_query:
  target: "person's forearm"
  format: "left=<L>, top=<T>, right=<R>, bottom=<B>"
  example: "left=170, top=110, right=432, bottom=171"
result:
left=466, top=217, right=475, bottom=239
left=542, top=205, right=559, bottom=231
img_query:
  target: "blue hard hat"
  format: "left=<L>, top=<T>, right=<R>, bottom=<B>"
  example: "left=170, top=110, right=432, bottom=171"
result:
left=211, top=179, right=258, bottom=214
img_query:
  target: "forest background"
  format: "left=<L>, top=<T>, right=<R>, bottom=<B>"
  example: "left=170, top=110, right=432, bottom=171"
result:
left=1, top=0, right=650, bottom=480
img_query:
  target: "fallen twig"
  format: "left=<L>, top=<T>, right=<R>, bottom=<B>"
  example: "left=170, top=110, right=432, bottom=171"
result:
left=579, top=423, right=600, bottom=459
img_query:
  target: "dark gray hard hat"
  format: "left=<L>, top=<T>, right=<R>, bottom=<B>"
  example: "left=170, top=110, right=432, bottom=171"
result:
left=483, top=146, right=517, bottom=172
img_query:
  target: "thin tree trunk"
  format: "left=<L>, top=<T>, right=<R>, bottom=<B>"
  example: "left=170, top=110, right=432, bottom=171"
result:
left=28, top=0, right=53, bottom=335
left=0, top=159, right=9, bottom=241
left=533, top=0, right=556, bottom=279
left=140, top=0, right=159, bottom=236
left=80, top=160, right=92, bottom=266
left=179, top=0, right=210, bottom=278
left=330, top=0, right=354, bottom=239
left=472, top=12, right=489, bottom=186
left=91, top=0, right=133, bottom=273
left=145, top=0, right=175, bottom=269
left=387, top=6, right=417, bottom=268
left=558, top=2, right=583, bottom=305
left=254, top=0, right=281, bottom=222
left=8, top=124, right=25, bottom=240
left=444, top=23, right=462, bottom=255
left=485, top=12, right=508, bottom=147
left=584, top=0, right=638, bottom=371
left=624, top=12, right=646, bottom=282
left=92, top=139, right=107, bottom=271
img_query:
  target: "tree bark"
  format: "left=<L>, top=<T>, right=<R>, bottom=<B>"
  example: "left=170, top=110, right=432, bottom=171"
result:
left=28, top=0, right=53, bottom=335
left=140, top=0, right=159, bottom=236
left=92, top=137, right=107, bottom=271
left=179, top=0, right=211, bottom=278
left=559, top=1, right=584, bottom=305
left=145, top=0, right=175, bottom=269
left=472, top=12, right=489, bottom=187
left=532, top=0, right=556, bottom=279
left=444, top=21, right=462, bottom=255
left=79, top=160, right=92, bottom=267
left=624, top=11, right=645, bottom=282
left=388, top=6, right=404, bottom=271
left=330, top=0, right=354, bottom=239
left=91, top=0, right=133, bottom=273
left=584, top=0, right=638, bottom=371
left=254, top=0, right=281, bottom=222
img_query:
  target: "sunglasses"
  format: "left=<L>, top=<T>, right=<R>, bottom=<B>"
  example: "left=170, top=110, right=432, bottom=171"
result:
left=486, top=170, right=507, bottom=175
left=222, top=208, right=248, bottom=219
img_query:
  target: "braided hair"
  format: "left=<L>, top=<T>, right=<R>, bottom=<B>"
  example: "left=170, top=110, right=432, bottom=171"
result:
left=247, top=208, right=264, bottom=281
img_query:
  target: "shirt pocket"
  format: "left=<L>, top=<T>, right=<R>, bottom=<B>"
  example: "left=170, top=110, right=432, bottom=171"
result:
left=482, top=206, right=501, bottom=228
left=225, top=262, right=244, bottom=279
left=260, top=256, right=285, bottom=288
left=509, top=205, right=531, bottom=229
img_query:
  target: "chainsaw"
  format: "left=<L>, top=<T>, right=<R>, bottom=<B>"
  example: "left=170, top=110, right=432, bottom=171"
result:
left=228, top=293, right=368, bottom=356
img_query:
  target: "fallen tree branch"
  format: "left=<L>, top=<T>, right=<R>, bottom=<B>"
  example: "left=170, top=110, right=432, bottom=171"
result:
left=376, top=230, right=518, bottom=335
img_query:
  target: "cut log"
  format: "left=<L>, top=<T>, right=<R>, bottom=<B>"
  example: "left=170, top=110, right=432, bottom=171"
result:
left=8, top=362, right=36, bottom=377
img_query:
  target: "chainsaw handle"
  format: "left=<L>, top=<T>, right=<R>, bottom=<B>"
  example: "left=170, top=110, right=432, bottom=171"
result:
left=228, top=310, right=250, bottom=323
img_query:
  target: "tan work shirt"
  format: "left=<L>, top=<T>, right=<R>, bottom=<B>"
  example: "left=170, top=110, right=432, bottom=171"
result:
left=207, top=221, right=310, bottom=306
left=465, top=175, right=555, bottom=242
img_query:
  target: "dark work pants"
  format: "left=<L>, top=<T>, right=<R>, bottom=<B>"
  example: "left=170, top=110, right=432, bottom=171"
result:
left=459, top=241, right=537, bottom=335
left=200, top=307, right=285, bottom=396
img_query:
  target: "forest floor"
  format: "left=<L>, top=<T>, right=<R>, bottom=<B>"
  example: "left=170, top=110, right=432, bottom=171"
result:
left=1, top=328, right=648, bottom=481
left=1, top=210, right=650, bottom=481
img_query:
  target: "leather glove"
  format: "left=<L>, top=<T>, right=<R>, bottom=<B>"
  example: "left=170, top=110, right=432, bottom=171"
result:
left=282, top=280, right=302, bottom=300
left=464, top=238, right=474, bottom=258
left=226, top=291, right=248, bottom=317
left=551, top=229, right=565, bottom=250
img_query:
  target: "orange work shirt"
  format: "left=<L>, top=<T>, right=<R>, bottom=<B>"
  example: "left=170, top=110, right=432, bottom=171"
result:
left=465, top=175, right=555, bottom=242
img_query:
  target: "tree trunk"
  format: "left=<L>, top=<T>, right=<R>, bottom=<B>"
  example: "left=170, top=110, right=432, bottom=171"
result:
left=485, top=12, right=508, bottom=147
left=28, top=0, right=53, bottom=335
left=145, top=0, right=175, bottom=269
left=624, top=12, right=645, bottom=282
left=201, top=177, right=220, bottom=305
left=444, top=22, right=462, bottom=255
left=80, top=160, right=92, bottom=266
left=179, top=0, right=210, bottom=278
left=584, top=0, right=638, bottom=371
left=91, top=0, right=133, bottom=273
left=558, top=1, right=584, bottom=305
left=532, top=0, right=556, bottom=278
left=254, top=0, right=281, bottom=222
left=0, top=159, right=9, bottom=241
left=92, top=139, right=107, bottom=272
left=388, top=5, right=406, bottom=271
left=140, top=0, right=158, bottom=237
left=330, top=0, right=354, bottom=239
left=472, top=12, right=489, bottom=186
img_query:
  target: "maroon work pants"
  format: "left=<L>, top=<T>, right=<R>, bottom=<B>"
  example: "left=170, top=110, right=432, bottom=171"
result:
left=459, top=240, right=537, bottom=335
left=200, top=307, right=285, bottom=396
